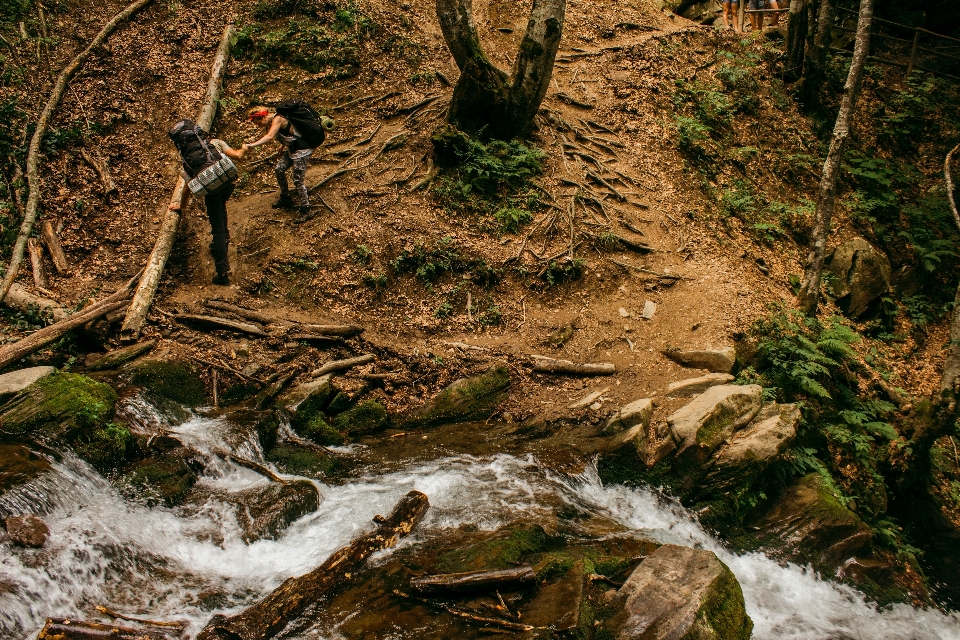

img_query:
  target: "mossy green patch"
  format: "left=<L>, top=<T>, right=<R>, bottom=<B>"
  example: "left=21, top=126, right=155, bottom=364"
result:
left=266, top=445, right=340, bottom=477
left=220, top=381, right=261, bottom=406
left=696, top=561, right=753, bottom=640
left=0, top=373, right=117, bottom=442
left=302, top=414, right=345, bottom=446
left=332, top=399, right=387, bottom=435
left=406, top=366, right=511, bottom=429
left=291, top=378, right=335, bottom=432
left=326, top=391, right=352, bottom=415
left=121, top=453, right=198, bottom=507
left=73, top=422, right=132, bottom=472
left=436, top=525, right=549, bottom=573
left=130, top=360, right=206, bottom=407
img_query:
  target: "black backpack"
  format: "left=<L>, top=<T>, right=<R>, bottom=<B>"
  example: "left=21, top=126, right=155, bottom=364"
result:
left=169, top=119, right=222, bottom=178
left=275, top=99, right=326, bottom=149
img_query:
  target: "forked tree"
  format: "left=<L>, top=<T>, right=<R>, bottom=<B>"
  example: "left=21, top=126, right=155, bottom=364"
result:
left=436, top=0, right=565, bottom=139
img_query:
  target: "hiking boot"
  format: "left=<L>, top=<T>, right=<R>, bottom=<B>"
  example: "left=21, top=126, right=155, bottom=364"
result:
left=294, top=206, right=314, bottom=224
left=272, top=193, right=294, bottom=209
left=212, top=273, right=230, bottom=286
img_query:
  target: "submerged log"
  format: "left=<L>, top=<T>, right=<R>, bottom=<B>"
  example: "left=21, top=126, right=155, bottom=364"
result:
left=197, top=490, right=430, bottom=640
left=531, top=356, right=615, bottom=376
left=37, top=618, right=176, bottom=640
left=175, top=314, right=268, bottom=336
left=410, top=565, right=536, bottom=596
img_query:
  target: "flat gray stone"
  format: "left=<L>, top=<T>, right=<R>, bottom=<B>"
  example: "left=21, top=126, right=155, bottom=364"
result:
left=606, top=544, right=752, bottom=640
left=601, top=397, right=653, bottom=435
left=664, top=346, right=736, bottom=373
left=666, top=373, right=734, bottom=397
left=667, top=384, right=762, bottom=461
left=0, top=366, right=55, bottom=402
left=641, top=300, right=656, bottom=320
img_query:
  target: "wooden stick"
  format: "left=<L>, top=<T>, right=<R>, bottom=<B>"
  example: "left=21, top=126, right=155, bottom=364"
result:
left=121, top=21, right=234, bottom=340
left=27, top=238, right=48, bottom=288
left=204, top=299, right=276, bottom=325
left=79, top=148, right=117, bottom=194
left=175, top=313, right=267, bottom=336
left=0, top=0, right=155, bottom=306
left=410, top=565, right=536, bottom=596
left=94, top=605, right=188, bottom=630
left=38, top=618, right=177, bottom=640
left=40, top=220, right=68, bottom=274
left=295, top=324, right=364, bottom=337
left=309, top=353, right=376, bottom=378
left=189, top=355, right=264, bottom=384
left=215, top=449, right=286, bottom=483
left=197, top=491, right=430, bottom=640
left=531, top=356, right=615, bottom=376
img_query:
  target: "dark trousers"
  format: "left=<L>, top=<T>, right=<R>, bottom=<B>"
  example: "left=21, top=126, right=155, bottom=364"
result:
left=204, top=183, right=234, bottom=276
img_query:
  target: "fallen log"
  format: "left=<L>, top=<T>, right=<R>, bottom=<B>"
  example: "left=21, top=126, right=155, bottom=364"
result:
left=393, top=591, right=535, bottom=632
left=27, top=238, right=48, bottom=288
left=613, top=234, right=652, bottom=253
left=37, top=617, right=177, bottom=640
left=309, top=354, right=376, bottom=378
left=197, top=490, right=430, bottom=640
left=175, top=314, right=268, bottom=337
left=410, top=565, right=536, bottom=596
left=531, top=356, right=615, bottom=376
left=294, top=324, right=364, bottom=337
left=204, top=299, right=276, bottom=325
left=41, top=220, right=69, bottom=274
left=0, top=0, right=155, bottom=306
left=4, top=283, right=67, bottom=322
left=94, top=605, right=188, bottom=630
left=121, top=21, right=234, bottom=340
left=79, top=148, right=118, bottom=195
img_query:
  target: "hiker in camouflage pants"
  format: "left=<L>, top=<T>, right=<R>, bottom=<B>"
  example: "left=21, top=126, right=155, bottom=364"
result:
left=246, top=106, right=315, bottom=223
left=274, top=147, right=313, bottom=214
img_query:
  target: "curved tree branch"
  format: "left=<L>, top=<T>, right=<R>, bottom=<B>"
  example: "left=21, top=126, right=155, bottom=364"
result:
left=0, top=0, right=156, bottom=305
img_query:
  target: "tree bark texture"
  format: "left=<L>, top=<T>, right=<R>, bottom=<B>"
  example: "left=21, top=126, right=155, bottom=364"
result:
left=27, top=238, right=49, bottom=288
left=197, top=490, right=430, bottom=640
left=785, top=0, right=810, bottom=80
left=3, top=283, right=67, bottom=322
left=0, top=0, right=155, bottom=306
left=437, top=0, right=565, bottom=138
left=120, top=21, right=234, bottom=340
left=531, top=356, right=615, bottom=375
left=799, top=0, right=834, bottom=107
left=41, top=220, right=69, bottom=274
left=940, top=143, right=960, bottom=397
left=410, top=565, right=536, bottom=596
left=37, top=618, right=176, bottom=640
left=796, top=0, right=874, bottom=315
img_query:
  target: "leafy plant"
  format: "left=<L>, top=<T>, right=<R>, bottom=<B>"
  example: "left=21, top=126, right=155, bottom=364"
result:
left=493, top=207, right=532, bottom=234
left=390, top=236, right=498, bottom=288
left=352, top=244, right=372, bottom=264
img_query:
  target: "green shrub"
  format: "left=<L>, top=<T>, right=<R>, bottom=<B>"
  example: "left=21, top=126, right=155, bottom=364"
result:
left=493, top=207, right=532, bottom=234
left=391, top=236, right=499, bottom=288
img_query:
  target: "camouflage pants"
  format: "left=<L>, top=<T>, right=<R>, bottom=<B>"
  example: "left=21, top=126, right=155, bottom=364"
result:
left=275, top=148, right=313, bottom=207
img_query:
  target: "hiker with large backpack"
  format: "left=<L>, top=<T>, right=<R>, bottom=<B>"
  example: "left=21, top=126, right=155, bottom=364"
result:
left=246, top=100, right=331, bottom=223
left=168, top=118, right=247, bottom=286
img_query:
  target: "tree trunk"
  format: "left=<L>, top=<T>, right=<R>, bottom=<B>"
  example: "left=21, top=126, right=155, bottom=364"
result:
left=939, top=143, right=960, bottom=400
left=785, top=0, right=811, bottom=81
left=120, top=21, right=234, bottom=340
left=437, top=0, right=565, bottom=139
left=197, top=491, right=429, bottom=640
left=799, top=0, right=834, bottom=107
left=0, top=0, right=155, bottom=306
left=410, top=565, right=536, bottom=596
left=796, top=0, right=874, bottom=315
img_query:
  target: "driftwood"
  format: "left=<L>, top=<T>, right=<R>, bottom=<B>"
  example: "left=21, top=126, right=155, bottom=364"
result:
left=410, top=565, right=536, bottom=596
left=0, top=0, right=155, bottom=306
left=79, top=148, right=118, bottom=194
left=531, top=356, right=615, bottom=376
left=41, top=220, right=69, bottom=274
left=309, top=354, right=376, bottom=378
left=3, top=283, right=67, bottom=322
left=27, top=238, right=49, bottom=288
left=121, top=22, right=235, bottom=340
left=0, top=275, right=138, bottom=371
left=197, top=491, right=430, bottom=640
left=94, top=605, right=188, bottom=630
left=37, top=618, right=176, bottom=640
left=175, top=314, right=268, bottom=337
left=204, top=299, right=276, bottom=325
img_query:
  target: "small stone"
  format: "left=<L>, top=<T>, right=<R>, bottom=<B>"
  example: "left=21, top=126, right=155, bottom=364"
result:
left=664, top=346, right=737, bottom=374
left=618, top=307, right=631, bottom=318
left=502, top=412, right=514, bottom=423
left=618, top=285, right=629, bottom=294
left=641, top=300, right=656, bottom=320
left=590, top=402, right=602, bottom=410
left=5, top=515, right=49, bottom=548
left=241, top=363, right=262, bottom=378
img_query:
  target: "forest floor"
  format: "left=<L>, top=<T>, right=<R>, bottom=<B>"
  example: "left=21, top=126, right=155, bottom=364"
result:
left=0, top=0, right=950, bottom=427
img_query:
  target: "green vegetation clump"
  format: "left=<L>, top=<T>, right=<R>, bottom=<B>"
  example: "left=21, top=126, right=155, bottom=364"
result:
left=390, top=235, right=499, bottom=288
left=130, top=360, right=206, bottom=408
left=331, top=399, right=387, bottom=435
left=0, top=373, right=117, bottom=440
left=73, top=423, right=132, bottom=473
left=301, top=414, right=345, bottom=446
left=266, top=445, right=340, bottom=477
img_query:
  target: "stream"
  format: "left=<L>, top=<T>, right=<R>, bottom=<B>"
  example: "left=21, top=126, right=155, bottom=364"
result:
left=2, top=406, right=960, bottom=640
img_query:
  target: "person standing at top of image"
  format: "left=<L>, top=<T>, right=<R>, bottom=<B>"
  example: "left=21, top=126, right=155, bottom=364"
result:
left=722, top=0, right=741, bottom=32
left=168, top=119, right=247, bottom=286
left=747, top=0, right=780, bottom=30
left=246, top=100, right=327, bottom=224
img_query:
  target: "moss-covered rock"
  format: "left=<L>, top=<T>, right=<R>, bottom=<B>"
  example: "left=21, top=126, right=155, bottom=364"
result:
left=220, top=381, right=261, bottom=406
left=73, top=422, right=132, bottom=473
left=326, top=390, right=352, bottom=415
left=332, top=399, right=387, bottom=436
left=436, top=525, right=549, bottom=573
left=405, top=366, right=511, bottom=429
left=266, top=444, right=340, bottom=477
left=290, top=376, right=335, bottom=430
left=87, top=340, right=157, bottom=371
left=229, top=479, right=320, bottom=543
left=0, top=373, right=117, bottom=443
left=120, top=448, right=202, bottom=507
left=301, top=414, right=345, bottom=446
left=129, top=360, right=206, bottom=408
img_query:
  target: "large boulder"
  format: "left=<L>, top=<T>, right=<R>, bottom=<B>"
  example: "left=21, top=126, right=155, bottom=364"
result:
left=120, top=447, right=204, bottom=507
left=230, top=480, right=320, bottom=543
left=824, top=238, right=892, bottom=319
left=666, top=373, right=734, bottom=398
left=0, top=373, right=117, bottom=444
left=605, top=544, right=752, bottom=640
left=752, top=473, right=872, bottom=573
left=0, top=366, right=55, bottom=402
left=4, top=514, right=50, bottom=548
left=405, top=366, right=511, bottom=428
left=664, top=347, right=737, bottom=374
left=668, top=384, right=763, bottom=463
left=332, top=399, right=388, bottom=436
left=601, top=398, right=653, bottom=436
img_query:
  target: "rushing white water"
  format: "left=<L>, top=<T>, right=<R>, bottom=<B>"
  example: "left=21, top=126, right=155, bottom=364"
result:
left=1, top=415, right=959, bottom=639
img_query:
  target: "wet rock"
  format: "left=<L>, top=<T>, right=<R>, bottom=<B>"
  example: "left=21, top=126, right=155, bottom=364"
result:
left=231, top=480, right=320, bottom=543
left=326, top=391, right=352, bottom=415
left=601, top=398, right=653, bottom=436
left=605, top=544, right=752, bottom=640
left=73, top=422, right=133, bottom=473
left=521, top=560, right=584, bottom=633
left=120, top=447, right=204, bottom=507
left=4, top=514, right=49, bottom=548
left=0, top=366, right=55, bottom=402
left=129, top=360, right=206, bottom=407
left=87, top=340, right=157, bottom=371
left=0, top=443, right=51, bottom=493
left=225, top=408, right=280, bottom=452
left=825, top=238, right=892, bottom=319
left=666, top=373, right=734, bottom=397
left=0, top=373, right=117, bottom=444
left=284, top=374, right=334, bottom=417
left=667, top=384, right=762, bottom=463
left=332, top=399, right=387, bottom=435
left=301, top=414, right=345, bottom=445
left=435, top=525, right=548, bottom=573
left=752, top=473, right=872, bottom=573
left=405, top=366, right=511, bottom=429
left=664, top=346, right=737, bottom=374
